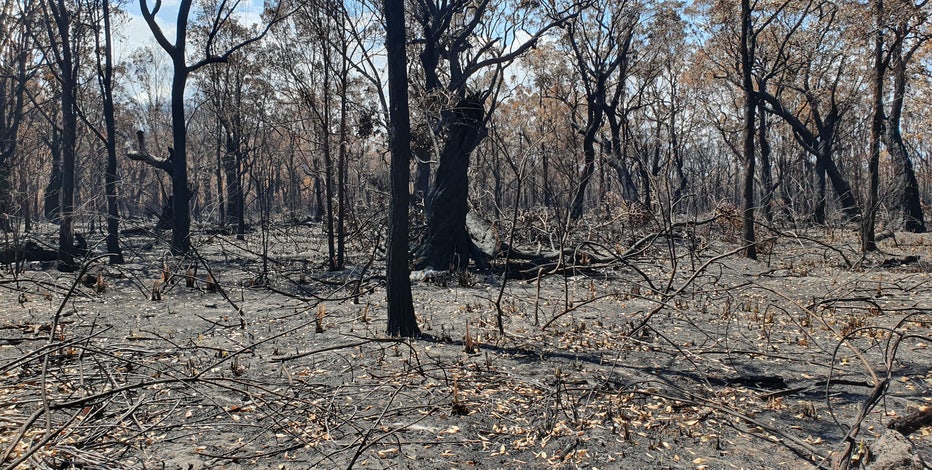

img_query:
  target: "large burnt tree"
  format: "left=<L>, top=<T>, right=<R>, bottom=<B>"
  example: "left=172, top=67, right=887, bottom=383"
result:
left=412, top=0, right=584, bottom=271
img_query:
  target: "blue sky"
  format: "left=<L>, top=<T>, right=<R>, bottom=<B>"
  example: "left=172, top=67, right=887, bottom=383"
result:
left=117, top=0, right=266, bottom=60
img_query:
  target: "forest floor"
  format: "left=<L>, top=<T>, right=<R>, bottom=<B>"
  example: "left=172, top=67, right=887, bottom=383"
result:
left=0, top=215, right=930, bottom=469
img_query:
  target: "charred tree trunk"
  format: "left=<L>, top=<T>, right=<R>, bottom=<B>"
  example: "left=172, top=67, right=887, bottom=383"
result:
left=412, top=126, right=432, bottom=209
left=169, top=65, right=191, bottom=255
left=215, top=131, right=225, bottom=224
left=45, top=123, right=62, bottom=221
left=417, top=96, right=486, bottom=271
left=43, top=0, right=80, bottom=268
left=570, top=100, right=603, bottom=221
left=99, top=0, right=123, bottom=263
left=312, top=157, right=324, bottom=222
left=814, top=158, right=827, bottom=225
left=606, top=111, right=638, bottom=203
left=337, top=58, right=349, bottom=270
left=222, top=135, right=244, bottom=238
left=884, top=36, right=926, bottom=233
left=0, top=160, right=12, bottom=233
left=740, top=0, right=757, bottom=260
left=757, top=101, right=774, bottom=224
left=321, top=49, right=337, bottom=271
left=817, top=139, right=859, bottom=222
left=383, top=0, right=419, bottom=337
left=0, top=25, right=26, bottom=233
left=758, top=91, right=860, bottom=223
left=862, top=0, right=884, bottom=253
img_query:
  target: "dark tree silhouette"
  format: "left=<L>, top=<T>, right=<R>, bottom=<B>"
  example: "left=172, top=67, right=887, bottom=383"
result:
left=384, top=0, right=419, bottom=337
left=740, top=0, right=757, bottom=259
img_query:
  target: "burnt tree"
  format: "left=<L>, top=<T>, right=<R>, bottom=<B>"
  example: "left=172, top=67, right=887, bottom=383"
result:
left=411, top=0, right=581, bottom=271
left=384, top=0, right=419, bottom=337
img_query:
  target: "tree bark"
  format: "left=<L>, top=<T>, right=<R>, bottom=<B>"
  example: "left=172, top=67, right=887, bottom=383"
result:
left=44, top=126, right=62, bottom=222
left=570, top=99, right=603, bottom=221
left=170, top=63, right=191, bottom=255
left=0, top=39, right=26, bottom=232
left=43, top=0, right=79, bottom=268
left=884, top=31, right=926, bottom=233
left=99, top=0, right=123, bottom=263
left=740, top=0, right=757, bottom=260
left=416, top=97, right=487, bottom=271
left=384, top=0, right=419, bottom=337
left=862, top=0, right=884, bottom=253
left=757, top=101, right=774, bottom=224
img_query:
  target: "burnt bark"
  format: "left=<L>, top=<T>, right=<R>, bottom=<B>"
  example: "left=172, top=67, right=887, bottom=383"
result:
left=740, top=0, right=757, bottom=260
left=862, top=0, right=884, bottom=253
left=883, top=31, right=926, bottom=233
left=42, top=0, right=79, bottom=268
left=757, top=101, right=774, bottom=224
left=222, top=135, right=244, bottom=238
left=0, top=14, right=27, bottom=233
left=97, top=0, right=123, bottom=263
left=570, top=98, right=603, bottom=221
left=44, top=127, right=62, bottom=221
left=416, top=97, right=487, bottom=271
left=384, top=0, right=419, bottom=337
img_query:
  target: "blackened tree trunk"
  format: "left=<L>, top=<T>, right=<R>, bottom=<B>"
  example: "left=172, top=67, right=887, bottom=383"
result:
left=605, top=110, right=638, bottom=202
left=312, top=157, right=324, bottom=222
left=44, top=126, right=62, bottom=221
left=884, top=30, right=926, bottom=233
left=570, top=100, right=603, bottom=221
left=222, top=136, right=244, bottom=238
left=411, top=0, right=577, bottom=271
left=759, top=91, right=859, bottom=222
left=169, top=62, right=192, bottom=254
left=862, top=0, right=884, bottom=253
left=43, top=0, right=80, bottom=268
left=321, top=46, right=337, bottom=271
left=740, top=0, right=757, bottom=260
left=814, top=158, right=827, bottom=224
left=215, top=129, right=226, bottom=225
left=97, top=0, right=123, bottom=263
left=337, top=51, right=349, bottom=270
left=0, top=159, right=12, bottom=233
left=383, top=0, right=419, bottom=337
left=417, top=97, right=486, bottom=271
left=757, top=101, right=774, bottom=224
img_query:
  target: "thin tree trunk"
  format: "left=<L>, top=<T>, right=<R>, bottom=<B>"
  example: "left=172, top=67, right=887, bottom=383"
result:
left=383, top=0, right=419, bottom=337
left=100, top=0, right=123, bottom=263
left=758, top=101, right=774, bottom=224
left=170, top=65, right=191, bottom=255
left=814, top=158, right=826, bottom=224
left=571, top=102, right=602, bottom=221
left=321, top=49, right=337, bottom=271
left=862, top=0, right=883, bottom=253
left=740, top=0, right=757, bottom=260
left=337, top=55, right=348, bottom=270
left=52, top=0, right=78, bottom=268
